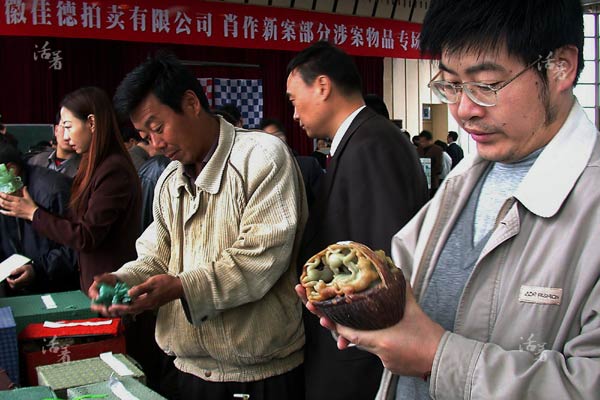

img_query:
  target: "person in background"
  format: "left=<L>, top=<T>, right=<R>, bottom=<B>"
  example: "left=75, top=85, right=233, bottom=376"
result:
left=90, top=52, right=307, bottom=400
left=0, top=86, right=141, bottom=292
left=121, top=125, right=150, bottom=170
left=0, top=123, right=18, bottom=148
left=28, top=112, right=81, bottom=178
left=310, top=138, right=329, bottom=170
left=434, top=139, right=452, bottom=181
left=400, top=129, right=411, bottom=142
left=137, top=147, right=170, bottom=231
left=215, top=102, right=243, bottom=128
left=446, top=130, right=464, bottom=168
left=260, top=117, right=323, bottom=207
left=411, top=135, right=420, bottom=147
left=0, top=142, right=78, bottom=294
left=299, top=0, right=600, bottom=399
left=417, top=130, right=443, bottom=196
left=363, top=93, right=390, bottom=119
left=287, top=41, right=428, bottom=400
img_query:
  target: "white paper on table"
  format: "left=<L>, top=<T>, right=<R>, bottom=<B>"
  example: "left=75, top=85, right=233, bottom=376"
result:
left=43, top=320, right=113, bottom=328
left=100, top=352, right=134, bottom=376
left=0, top=253, right=31, bottom=282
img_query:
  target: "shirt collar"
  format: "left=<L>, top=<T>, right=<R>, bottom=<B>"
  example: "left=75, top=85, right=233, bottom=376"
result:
left=515, top=100, right=597, bottom=217
left=330, top=105, right=366, bottom=156
left=47, top=150, right=57, bottom=162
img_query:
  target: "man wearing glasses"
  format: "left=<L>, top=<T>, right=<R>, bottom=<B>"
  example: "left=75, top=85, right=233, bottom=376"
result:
left=297, top=0, right=600, bottom=398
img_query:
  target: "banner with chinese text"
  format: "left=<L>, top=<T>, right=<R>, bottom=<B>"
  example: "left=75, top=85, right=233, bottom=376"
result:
left=1, top=0, right=423, bottom=59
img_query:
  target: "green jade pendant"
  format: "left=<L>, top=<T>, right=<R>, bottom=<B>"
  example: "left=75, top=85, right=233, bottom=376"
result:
left=0, top=163, right=23, bottom=194
left=93, top=282, right=132, bottom=306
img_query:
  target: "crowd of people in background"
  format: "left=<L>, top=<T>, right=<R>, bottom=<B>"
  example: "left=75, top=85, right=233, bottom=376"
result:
left=0, top=0, right=597, bottom=399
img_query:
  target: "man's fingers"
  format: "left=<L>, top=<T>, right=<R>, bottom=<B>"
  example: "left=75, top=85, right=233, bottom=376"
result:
left=128, top=281, right=152, bottom=299
left=295, top=284, right=308, bottom=305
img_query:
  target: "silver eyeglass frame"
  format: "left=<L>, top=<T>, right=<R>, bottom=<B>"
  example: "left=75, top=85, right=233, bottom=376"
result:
left=427, top=55, right=543, bottom=107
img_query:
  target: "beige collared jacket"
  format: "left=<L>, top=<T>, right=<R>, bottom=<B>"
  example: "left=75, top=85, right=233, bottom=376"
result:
left=378, top=102, right=600, bottom=399
left=115, top=118, right=308, bottom=382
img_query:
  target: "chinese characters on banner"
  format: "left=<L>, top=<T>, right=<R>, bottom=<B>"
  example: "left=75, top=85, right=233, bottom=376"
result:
left=1, top=0, right=423, bottom=59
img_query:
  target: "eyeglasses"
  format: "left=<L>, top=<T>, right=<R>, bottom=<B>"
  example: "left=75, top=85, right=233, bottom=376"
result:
left=427, top=56, right=542, bottom=107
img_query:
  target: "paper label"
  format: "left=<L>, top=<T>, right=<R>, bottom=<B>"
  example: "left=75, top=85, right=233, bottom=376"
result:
left=43, top=320, right=113, bottom=328
left=100, top=352, right=133, bottom=376
left=519, top=285, right=562, bottom=305
left=41, top=294, right=57, bottom=309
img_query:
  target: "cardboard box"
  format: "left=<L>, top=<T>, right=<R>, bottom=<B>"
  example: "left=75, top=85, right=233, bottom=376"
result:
left=19, top=318, right=126, bottom=385
left=0, top=386, right=57, bottom=399
left=36, top=353, right=145, bottom=398
left=67, top=376, right=166, bottom=399
left=0, top=291, right=96, bottom=333
left=0, top=307, right=18, bottom=386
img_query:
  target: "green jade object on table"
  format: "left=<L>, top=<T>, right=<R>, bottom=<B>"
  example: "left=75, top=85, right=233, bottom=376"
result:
left=0, top=163, right=23, bottom=194
left=93, top=283, right=132, bottom=307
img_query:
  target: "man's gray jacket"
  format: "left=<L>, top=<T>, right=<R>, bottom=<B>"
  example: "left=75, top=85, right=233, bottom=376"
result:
left=379, top=102, right=600, bottom=399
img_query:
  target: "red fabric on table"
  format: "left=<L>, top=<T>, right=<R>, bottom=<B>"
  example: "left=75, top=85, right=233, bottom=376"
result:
left=18, top=318, right=126, bottom=385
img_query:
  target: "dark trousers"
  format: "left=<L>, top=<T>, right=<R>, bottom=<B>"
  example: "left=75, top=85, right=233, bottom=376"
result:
left=162, top=360, right=304, bottom=400
left=303, top=308, right=383, bottom=400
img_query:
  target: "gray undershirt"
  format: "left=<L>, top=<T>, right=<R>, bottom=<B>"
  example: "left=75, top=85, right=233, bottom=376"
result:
left=396, top=148, right=542, bottom=400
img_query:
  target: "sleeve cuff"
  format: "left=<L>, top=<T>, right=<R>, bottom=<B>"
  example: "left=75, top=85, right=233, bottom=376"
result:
left=178, top=268, right=219, bottom=325
left=430, top=332, right=484, bottom=400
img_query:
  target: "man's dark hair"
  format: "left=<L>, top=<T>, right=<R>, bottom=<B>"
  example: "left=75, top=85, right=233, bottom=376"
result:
left=259, top=118, right=285, bottom=133
left=287, top=41, right=362, bottom=96
left=216, top=103, right=242, bottom=124
left=420, top=0, right=584, bottom=85
left=113, top=51, right=210, bottom=121
left=435, top=140, right=448, bottom=151
left=419, top=130, right=433, bottom=140
left=0, top=142, right=23, bottom=168
left=447, top=131, right=458, bottom=141
left=120, top=125, right=142, bottom=142
left=363, top=94, right=390, bottom=119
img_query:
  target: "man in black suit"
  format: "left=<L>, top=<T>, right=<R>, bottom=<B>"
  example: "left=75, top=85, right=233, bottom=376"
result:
left=259, top=118, right=324, bottom=207
left=446, top=130, right=464, bottom=168
left=287, top=41, right=429, bottom=400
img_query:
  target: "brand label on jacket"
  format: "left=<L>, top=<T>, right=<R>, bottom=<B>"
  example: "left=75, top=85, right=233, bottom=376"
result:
left=519, top=286, right=562, bottom=305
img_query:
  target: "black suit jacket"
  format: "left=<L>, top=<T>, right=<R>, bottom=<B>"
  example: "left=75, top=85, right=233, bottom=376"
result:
left=299, top=107, right=429, bottom=400
left=295, top=155, right=324, bottom=207
left=447, top=142, right=464, bottom=168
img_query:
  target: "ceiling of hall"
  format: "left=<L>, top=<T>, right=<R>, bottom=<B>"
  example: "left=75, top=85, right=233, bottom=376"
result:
left=207, top=0, right=600, bottom=20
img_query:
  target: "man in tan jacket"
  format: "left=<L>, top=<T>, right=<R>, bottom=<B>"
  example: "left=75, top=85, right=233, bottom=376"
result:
left=299, top=0, right=600, bottom=399
left=90, top=52, right=308, bottom=400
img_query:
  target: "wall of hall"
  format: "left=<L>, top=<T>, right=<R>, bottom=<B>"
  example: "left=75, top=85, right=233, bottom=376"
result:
left=383, top=58, right=473, bottom=154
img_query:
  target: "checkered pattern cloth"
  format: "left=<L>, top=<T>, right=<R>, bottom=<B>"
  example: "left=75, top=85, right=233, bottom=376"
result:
left=196, top=78, right=263, bottom=129
left=0, top=306, right=18, bottom=385
left=198, top=78, right=213, bottom=107
left=213, top=78, right=263, bottom=129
